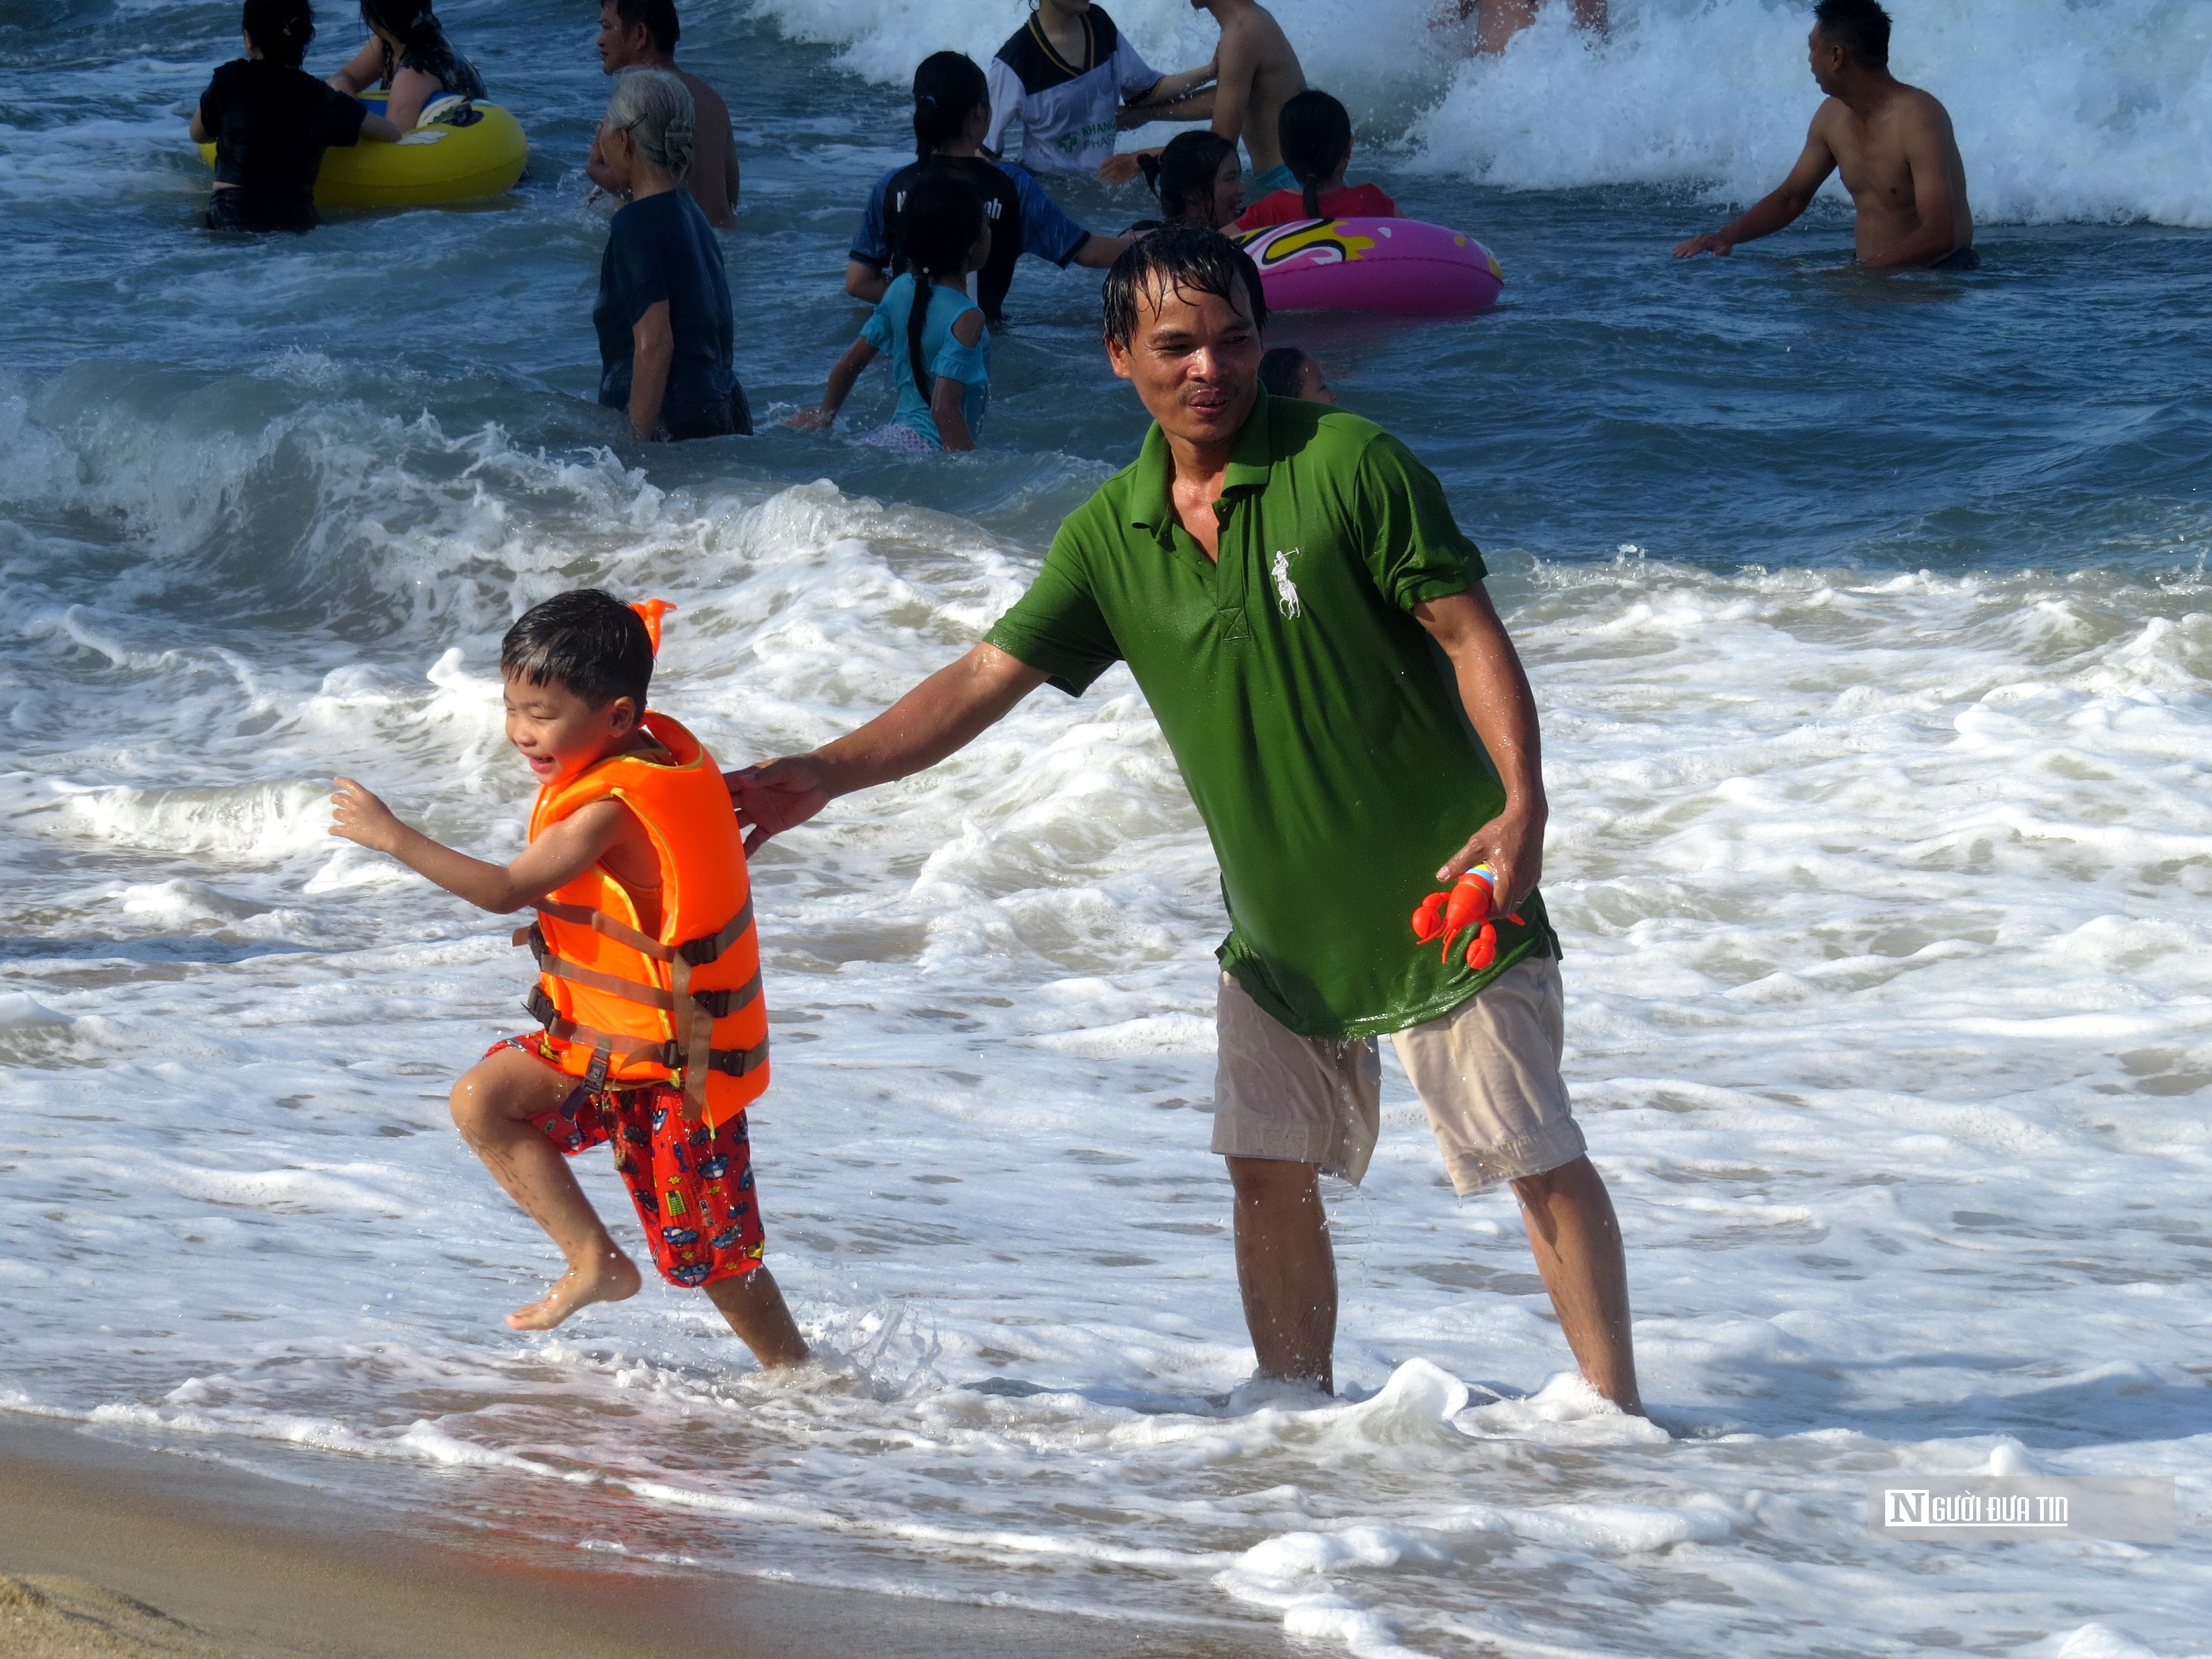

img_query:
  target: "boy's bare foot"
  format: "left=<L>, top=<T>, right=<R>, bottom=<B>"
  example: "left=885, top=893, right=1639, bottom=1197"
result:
left=506, top=1251, right=643, bottom=1330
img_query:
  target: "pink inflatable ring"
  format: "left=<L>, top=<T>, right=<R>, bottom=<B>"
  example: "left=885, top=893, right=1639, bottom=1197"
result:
left=1234, top=217, right=1504, bottom=316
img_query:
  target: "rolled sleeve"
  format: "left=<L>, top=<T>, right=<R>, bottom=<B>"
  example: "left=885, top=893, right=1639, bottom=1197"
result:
left=982, top=530, right=1121, bottom=696
left=932, top=333, right=989, bottom=385
left=984, top=59, right=1021, bottom=155
left=1009, top=166, right=1091, bottom=267
left=1114, top=40, right=1161, bottom=100
left=1355, top=432, right=1485, bottom=612
left=848, top=171, right=893, bottom=268
left=859, top=304, right=892, bottom=354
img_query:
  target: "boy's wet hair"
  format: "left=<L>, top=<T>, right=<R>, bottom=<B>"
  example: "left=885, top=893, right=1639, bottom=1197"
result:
left=1258, top=346, right=1313, bottom=399
left=1813, top=0, right=1890, bottom=68
left=1101, top=227, right=1267, bottom=348
left=242, top=0, right=316, bottom=66
left=501, top=589, right=653, bottom=712
left=1277, top=89, right=1352, bottom=220
left=608, top=0, right=679, bottom=55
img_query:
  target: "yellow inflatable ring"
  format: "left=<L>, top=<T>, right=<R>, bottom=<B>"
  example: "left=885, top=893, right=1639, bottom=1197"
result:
left=196, top=89, right=528, bottom=210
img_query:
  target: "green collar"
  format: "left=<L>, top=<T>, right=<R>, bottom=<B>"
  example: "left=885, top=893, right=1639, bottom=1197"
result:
left=1128, top=390, right=1277, bottom=546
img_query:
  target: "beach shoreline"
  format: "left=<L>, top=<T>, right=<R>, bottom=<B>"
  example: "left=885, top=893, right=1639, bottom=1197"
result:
left=0, top=1411, right=1281, bottom=1659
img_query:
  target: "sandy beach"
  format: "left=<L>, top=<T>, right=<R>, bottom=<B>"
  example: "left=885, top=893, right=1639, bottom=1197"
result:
left=0, top=1414, right=1281, bottom=1659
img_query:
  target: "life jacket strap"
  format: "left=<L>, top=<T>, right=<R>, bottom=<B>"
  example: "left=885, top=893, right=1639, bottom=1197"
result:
left=522, top=895, right=763, bottom=1121
left=531, top=898, right=671, bottom=959
left=525, top=988, right=770, bottom=1104
left=677, top=900, right=755, bottom=967
left=529, top=896, right=755, bottom=967
left=515, top=922, right=674, bottom=1009
left=515, top=922, right=761, bottom=1019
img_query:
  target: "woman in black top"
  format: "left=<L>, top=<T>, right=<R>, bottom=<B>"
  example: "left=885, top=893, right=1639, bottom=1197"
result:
left=592, top=69, right=750, bottom=441
left=190, top=0, right=401, bottom=233
left=327, top=0, right=486, bottom=130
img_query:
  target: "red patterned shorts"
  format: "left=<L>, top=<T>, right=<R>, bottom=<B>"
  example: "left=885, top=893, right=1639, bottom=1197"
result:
left=494, top=1036, right=766, bottom=1290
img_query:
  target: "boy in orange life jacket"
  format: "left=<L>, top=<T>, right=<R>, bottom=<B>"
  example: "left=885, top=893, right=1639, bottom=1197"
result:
left=328, top=590, right=807, bottom=1368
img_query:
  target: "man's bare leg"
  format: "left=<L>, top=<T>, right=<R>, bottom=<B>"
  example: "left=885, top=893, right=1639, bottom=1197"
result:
left=449, top=1047, right=643, bottom=1331
left=1511, top=1154, right=1642, bottom=1414
left=1226, top=1155, right=1337, bottom=1392
left=704, top=1268, right=810, bottom=1370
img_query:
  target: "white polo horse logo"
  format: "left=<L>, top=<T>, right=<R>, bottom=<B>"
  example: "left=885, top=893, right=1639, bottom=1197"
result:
left=1270, top=549, right=1302, bottom=619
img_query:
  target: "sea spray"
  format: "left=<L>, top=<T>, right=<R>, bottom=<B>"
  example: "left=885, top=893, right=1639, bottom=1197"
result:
left=747, top=0, right=2212, bottom=226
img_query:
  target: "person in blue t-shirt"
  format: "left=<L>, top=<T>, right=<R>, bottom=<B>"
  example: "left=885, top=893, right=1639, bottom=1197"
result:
left=795, top=173, right=992, bottom=452
left=591, top=69, right=750, bottom=441
left=844, top=51, right=1131, bottom=325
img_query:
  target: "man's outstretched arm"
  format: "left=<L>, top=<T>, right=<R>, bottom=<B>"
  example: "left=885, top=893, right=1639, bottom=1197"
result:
left=1673, top=117, right=1837, bottom=258
left=727, top=644, right=1048, bottom=851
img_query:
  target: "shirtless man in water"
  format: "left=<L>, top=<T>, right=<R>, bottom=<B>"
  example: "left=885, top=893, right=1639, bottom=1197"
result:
left=1673, top=0, right=1973, bottom=270
left=1102, top=0, right=1304, bottom=192
left=1443, top=0, right=1606, bottom=56
left=588, top=0, right=739, bottom=228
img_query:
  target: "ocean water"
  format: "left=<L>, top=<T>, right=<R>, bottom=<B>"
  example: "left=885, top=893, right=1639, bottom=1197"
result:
left=3, top=1, right=2210, bottom=1656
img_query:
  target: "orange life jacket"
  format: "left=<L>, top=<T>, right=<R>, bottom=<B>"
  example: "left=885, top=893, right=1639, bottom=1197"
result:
left=515, top=709, right=768, bottom=1129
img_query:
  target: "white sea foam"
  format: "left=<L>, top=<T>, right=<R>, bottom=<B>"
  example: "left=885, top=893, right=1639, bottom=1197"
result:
left=1414, top=0, right=2212, bottom=224
left=748, top=0, right=2212, bottom=226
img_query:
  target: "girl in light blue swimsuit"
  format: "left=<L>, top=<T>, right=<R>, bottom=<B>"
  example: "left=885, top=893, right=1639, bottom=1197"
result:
left=790, top=173, right=992, bottom=452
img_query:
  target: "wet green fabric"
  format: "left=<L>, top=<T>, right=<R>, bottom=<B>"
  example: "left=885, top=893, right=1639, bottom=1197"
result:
left=984, top=392, right=1557, bottom=1039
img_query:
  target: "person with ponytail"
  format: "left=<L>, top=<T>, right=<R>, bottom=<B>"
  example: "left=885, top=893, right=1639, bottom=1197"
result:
left=794, top=173, right=993, bottom=453
left=845, top=50, right=1131, bottom=325
left=1131, top=130, right=1243, bottom=231
left=591, top=70, right=753, bottom=441
left=1232, top=88, right=1396, bottom=231
left=327, top=0, right=484, bottom=131
left=190, top=0, right=401, bottom=233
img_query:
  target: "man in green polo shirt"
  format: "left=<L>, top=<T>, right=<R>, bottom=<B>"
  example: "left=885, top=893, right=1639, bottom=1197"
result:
left=733, top=228, right=1641, bottom=1413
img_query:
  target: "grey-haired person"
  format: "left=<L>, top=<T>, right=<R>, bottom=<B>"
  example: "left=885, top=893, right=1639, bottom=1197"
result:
left=591, top=69, right=751, bottom=441
left=733, top=228, right=1642, bottom=1413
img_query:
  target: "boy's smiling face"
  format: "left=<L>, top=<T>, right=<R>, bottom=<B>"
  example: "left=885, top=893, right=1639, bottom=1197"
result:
left=503, top=672, right=640, bottom=787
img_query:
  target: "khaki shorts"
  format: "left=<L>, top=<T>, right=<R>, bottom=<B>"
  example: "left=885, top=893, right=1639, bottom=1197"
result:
left=1210, top=956, right=1585, bottom=1195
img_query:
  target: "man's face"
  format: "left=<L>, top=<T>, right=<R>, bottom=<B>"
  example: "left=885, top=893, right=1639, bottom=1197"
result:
left=1807, top=26, right=1848, bottom=95
left=1105, top=274, right=1264, bottom=450
left=598, top=2, right=651, bottom=72
left=504, top=672, right=638, bottom=786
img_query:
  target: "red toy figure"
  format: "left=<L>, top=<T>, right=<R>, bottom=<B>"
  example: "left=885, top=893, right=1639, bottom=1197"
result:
left=1410, top=863, right=1525, bottom=972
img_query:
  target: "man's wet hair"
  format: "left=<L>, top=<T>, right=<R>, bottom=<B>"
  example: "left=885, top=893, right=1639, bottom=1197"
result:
left=608, top=0, right=679, bottom=56
left=1101, top=227, right=1267, bottom=348
left=501, top=589, right=653, bottom=711
left=1813, top=0, right=1890, bottom=69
